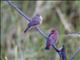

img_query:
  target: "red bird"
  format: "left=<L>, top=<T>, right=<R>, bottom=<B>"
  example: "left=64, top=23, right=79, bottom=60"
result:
left=45, top=28, right=59, bottom=50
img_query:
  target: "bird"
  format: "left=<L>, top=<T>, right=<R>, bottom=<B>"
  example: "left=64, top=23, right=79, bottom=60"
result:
left=45, top=28, right=59, bottom=50
left=24, top=14, right=43, bottom=33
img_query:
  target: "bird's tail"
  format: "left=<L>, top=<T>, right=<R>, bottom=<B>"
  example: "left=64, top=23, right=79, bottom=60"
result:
left=45, top=44, right=50, bottom=50
left=45, top=46, right=50, bottom=50
left=24, top=26, right=30, bottom=33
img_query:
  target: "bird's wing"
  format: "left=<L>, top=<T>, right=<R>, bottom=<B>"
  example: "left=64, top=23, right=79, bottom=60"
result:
left=29, top=20, right=40, bottom=27
left=49, top=34, right=57, bottom=44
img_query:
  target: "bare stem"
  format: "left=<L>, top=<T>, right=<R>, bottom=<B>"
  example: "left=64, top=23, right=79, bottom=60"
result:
left=36, top=27, right=48, bottom=39
left=7, top=1, right=31, bottom=22
left=70, top=47, right=80, bottom=60
left=52, top=45, right=60, bottom=52
left=52, top=45, right=67, bottom=60
left=6, top=1, right=48, bottom=39
left=6, top=1, right=80, bottom=60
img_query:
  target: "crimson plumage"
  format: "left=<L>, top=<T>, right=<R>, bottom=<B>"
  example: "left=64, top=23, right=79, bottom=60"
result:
left=45, top=29, right=59, bottom=50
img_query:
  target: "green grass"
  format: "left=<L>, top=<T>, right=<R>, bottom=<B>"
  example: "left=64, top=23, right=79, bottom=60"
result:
left=1, top=1, right=80, bottom=60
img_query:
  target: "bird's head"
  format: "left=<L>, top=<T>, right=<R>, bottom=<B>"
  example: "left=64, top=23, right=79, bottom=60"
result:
left=51, top=28, right=58, bottom=34
left=51, top=29, right=56, bottom=34
left=36, top=14, right=43, bottom=21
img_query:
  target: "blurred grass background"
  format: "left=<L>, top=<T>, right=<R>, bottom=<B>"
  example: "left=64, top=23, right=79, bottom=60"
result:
left=1, top=1, right=80, bottom=60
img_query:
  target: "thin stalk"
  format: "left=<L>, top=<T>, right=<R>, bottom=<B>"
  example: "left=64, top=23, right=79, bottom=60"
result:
left=70, top=47, right=80, bottom=60
left=36, top=27, right=48, bottom=39
left=52, top=45, right=67, bottom=60
left=6, top=1, right=48, bottom=39
left=7, top=1, right=31, bottom=22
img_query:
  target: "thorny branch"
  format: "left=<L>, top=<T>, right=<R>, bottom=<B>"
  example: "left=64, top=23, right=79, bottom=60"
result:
left=6, top=1, right=80, bottom=60
left=70, top=47, right=80, bottom=60
left=52, top=45, right=67, bottom=60
left=7, top=1, right=31, bottom=22
left=7, top=1, right=48, bottom=39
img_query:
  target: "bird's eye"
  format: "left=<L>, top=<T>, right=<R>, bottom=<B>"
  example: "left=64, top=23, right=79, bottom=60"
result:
left=51, top=30, right=55, bottom=33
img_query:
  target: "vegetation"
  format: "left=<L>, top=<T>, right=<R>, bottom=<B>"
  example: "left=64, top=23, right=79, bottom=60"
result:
left=1, top=1, right=80, bottom=60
